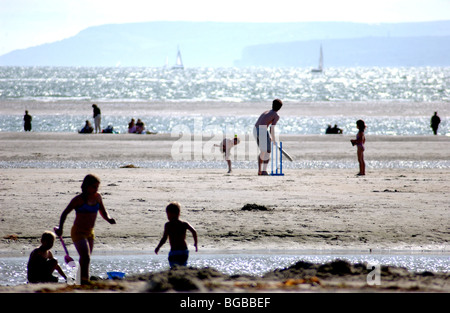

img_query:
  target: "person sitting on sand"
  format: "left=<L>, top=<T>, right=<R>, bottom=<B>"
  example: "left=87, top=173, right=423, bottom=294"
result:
left=253, top=99, right=283, bottom=175
left=155, top=202, right=198, bottom=268
left=350, top=120, right=366, bottom=176
left=128, top=119, right=136, bottom=133
left=79, top=120, right=94, bottom=134
left=27, top=231, right=67, bottom=283
left=326, top=124, right=343, bottom=134
left=55, top=174, right=116, bottom=285
left=214, top=136, right=241, bottom=173
left=135, top=119, right=145, bottom=134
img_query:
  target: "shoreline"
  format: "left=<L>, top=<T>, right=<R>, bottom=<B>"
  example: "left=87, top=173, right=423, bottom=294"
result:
left=2, top=247, right=450, bottom=258
left=1, top=133, right=449, bottom=165
left=1, top=99, right=449, bottom=117
left=1, top=248, right=449, bottom=293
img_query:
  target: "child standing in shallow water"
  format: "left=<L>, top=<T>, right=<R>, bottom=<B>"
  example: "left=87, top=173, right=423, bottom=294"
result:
left=351, top=120, right=366, bottom=176
left=155, top=202, right=198, bottom=268
left=55, top=174, right=116, bottom=284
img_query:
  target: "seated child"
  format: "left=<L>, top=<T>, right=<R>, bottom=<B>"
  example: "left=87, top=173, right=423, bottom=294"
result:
left=27, top=231, right=67, bottom=283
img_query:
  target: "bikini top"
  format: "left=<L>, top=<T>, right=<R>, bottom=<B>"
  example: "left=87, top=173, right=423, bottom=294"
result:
left=356, top=132, right=365, bottom=147
left=75, top=202, right=100, bottom=214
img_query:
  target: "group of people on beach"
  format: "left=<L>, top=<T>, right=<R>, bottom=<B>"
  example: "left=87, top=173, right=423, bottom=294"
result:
left=218, top=99, right=367, bottom=176
left=28, top=173, right=198, bottom=285
left=21, top=98, right=444, bottom=284
left=128, top=118, right=146, bottom=134
left=26, top=98, right=368, bottom=285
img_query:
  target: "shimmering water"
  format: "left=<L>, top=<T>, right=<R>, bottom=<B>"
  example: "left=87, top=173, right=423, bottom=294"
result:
left=1, top=252, right=448, bottom=286
left=0, top=114, right=444, bottom=135
left=1, top=67, right=449, bottom=102
left=1, top=160, right=449, bottom=170
left=0, top=66, right=449, bottom=135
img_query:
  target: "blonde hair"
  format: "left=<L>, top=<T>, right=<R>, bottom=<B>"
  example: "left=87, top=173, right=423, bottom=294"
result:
left=41, top=231, right=56, bottom=243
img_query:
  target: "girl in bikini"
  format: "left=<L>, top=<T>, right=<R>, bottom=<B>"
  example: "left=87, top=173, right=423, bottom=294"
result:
left=55, top=174, right=116, bottom=284
left=351, top=120, right=366, bottom=176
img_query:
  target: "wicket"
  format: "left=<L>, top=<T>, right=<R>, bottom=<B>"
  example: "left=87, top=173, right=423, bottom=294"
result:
left=271, top=141, right=284, bottom=176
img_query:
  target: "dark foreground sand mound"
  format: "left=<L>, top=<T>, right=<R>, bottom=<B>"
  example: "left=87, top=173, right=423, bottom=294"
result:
left=2, top=260, right=447, bottom=293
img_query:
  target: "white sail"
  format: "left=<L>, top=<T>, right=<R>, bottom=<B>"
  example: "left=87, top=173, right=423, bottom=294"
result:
left=318, top=45, right=323, bottom=69
left=311, top=45, right=323, bottom=73
left=172, top=46, right=184, bottom=70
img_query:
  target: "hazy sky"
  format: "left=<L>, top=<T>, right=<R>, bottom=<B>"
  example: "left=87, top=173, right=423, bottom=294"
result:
left=1, top=0, right=449, bottom=56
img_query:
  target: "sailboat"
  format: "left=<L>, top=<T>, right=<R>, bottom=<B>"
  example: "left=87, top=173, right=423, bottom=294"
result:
left=311, top=45, right=323, bottom=73
left=171, top=46, right=184, bottom=70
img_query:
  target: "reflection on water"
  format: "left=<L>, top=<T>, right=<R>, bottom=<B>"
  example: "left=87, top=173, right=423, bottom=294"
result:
left=0, top=114, right=447, bottom=135
left=1, top=159, right=449, bottom=170
left=1, top=252, right=448, bottom=286
left=1, top=67, right=449, bottom=102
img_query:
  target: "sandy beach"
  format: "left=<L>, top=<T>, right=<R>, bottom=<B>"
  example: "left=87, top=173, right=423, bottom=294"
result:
left=1, top=131, right=449, bottom=252
left=0, top=100, right=449, bottom=293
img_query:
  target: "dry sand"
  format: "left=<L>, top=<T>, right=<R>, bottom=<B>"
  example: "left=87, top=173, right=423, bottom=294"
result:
left=1, top=132, right=449, bottom=253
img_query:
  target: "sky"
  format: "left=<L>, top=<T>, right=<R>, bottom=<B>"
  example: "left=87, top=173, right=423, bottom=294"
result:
left=1, top=0, right=450, bottom=56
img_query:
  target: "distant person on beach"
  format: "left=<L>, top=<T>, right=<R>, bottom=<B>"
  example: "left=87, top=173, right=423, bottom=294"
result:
left=155, top=202, right=198, bottom=268
left=102, top=125, right=115, bottom=133
left=23, top=110, right=32, bottom=131
left=92, top=104, right=101, bottom=133
left=135, top=119, right=145, bottom=134
left=214, top=136, right=241, bottom=173
left=350, top=120, right=366, bottom=176
left=55, top=174, right=116, bottom=284
left=326, top=124, right=343, bottom=134
left=430, top=112, right=441, bottom=135
left=253, top=99, right=283, bottom=175
left=27, top=231, right=67, bottom=283
left=128, top=118, right=136, bottom=133
left=79, top=120, right=94, bottom=134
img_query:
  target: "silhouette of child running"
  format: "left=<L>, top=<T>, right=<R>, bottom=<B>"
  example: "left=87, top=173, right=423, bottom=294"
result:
left=55, top=174, right=116, bottom=284
left=155, top=202, right=198, bottom=267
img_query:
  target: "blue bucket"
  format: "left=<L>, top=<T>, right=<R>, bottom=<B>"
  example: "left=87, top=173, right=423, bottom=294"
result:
left=107, top=271, right=126, bottom=279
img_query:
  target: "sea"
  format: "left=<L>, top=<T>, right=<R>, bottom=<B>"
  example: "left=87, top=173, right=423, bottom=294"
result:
left=0, top=66, right=448, bottom=135
left=1, top=250, right=449, bottom=286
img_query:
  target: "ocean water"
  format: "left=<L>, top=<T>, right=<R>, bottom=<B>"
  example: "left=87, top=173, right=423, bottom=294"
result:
left=1, top=67, right=449, bottom=102
left=1, top=251, right=449, bottom=286
left=0, top=66, right=449, bottom=135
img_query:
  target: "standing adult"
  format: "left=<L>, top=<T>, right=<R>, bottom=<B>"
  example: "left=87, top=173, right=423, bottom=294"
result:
left=23, top=110, right=32, bottom=131
left=253, top=99, right=283, bottom=175
left=430, top=112, right=441, bottom=135
left=92, top=104, right=101, bottom=133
